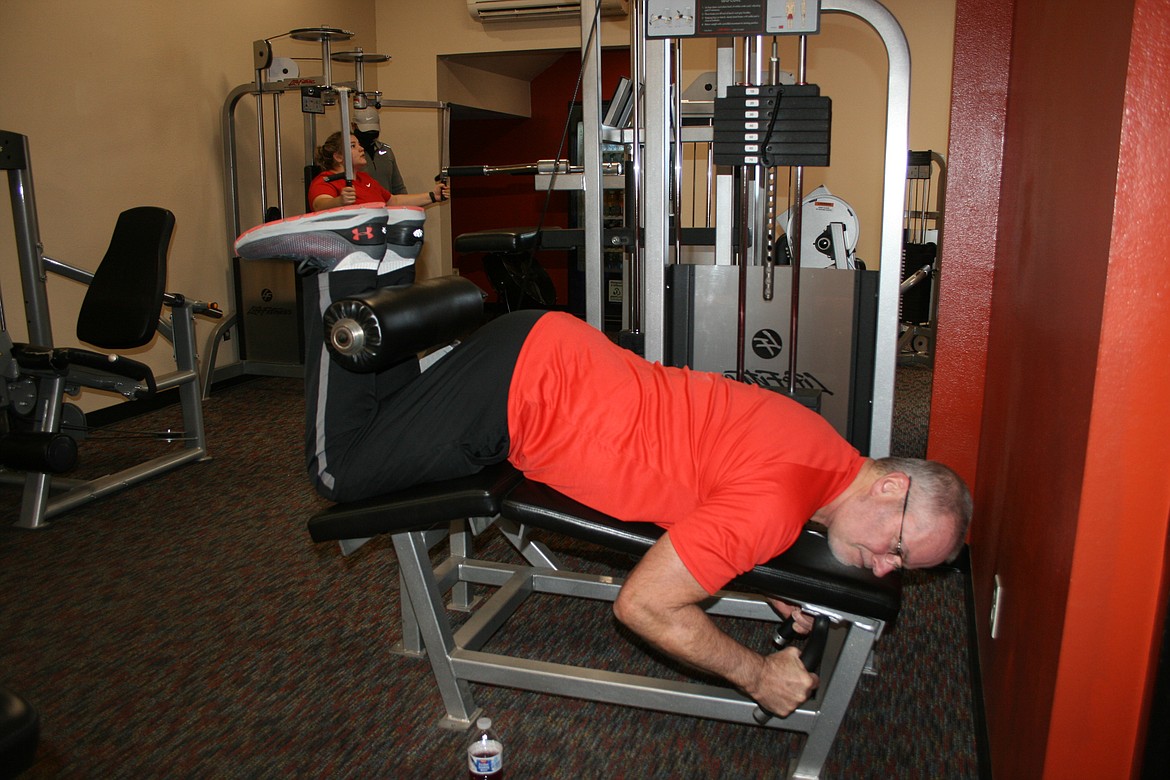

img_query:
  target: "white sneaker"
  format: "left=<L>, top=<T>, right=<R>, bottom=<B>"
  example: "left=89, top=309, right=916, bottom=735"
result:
left=234, top=205, right=389, bottom=274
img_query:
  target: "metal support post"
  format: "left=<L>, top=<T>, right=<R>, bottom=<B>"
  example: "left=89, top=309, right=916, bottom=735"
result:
left=642, top=36, right=671, bottom=363
left=580, top=2, right=605, bottom=328
left=823, top=0, right=910, bottom=457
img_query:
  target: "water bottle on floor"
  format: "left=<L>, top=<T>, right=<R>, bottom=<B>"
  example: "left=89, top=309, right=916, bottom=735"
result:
left=466, top=716, right=503, bottom=779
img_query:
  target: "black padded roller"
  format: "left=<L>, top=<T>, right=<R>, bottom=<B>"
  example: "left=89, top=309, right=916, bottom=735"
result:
left=323, top=275, right=484, bottom=373
left=0, top=431, right=78, bottom=473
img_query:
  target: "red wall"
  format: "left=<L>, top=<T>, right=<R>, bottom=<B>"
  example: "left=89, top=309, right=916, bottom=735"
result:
left=927, top=0, right=1012, bottom=490
left=938, top=0, right=1170, bottom=776
left=975, top=0, right=1127, bottom=772
left=449, top=50, right=630, bottom=304
left=1044, top=0, right=1170, bottom=774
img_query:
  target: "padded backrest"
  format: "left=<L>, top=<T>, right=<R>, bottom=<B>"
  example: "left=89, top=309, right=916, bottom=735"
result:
left=76, top=206, right=174, bottom=349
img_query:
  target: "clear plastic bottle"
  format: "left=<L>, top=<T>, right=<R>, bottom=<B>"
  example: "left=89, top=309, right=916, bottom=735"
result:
left=466, top=716, right=503, bottom=779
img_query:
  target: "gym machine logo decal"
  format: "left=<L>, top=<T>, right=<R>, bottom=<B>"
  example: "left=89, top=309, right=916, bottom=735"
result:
left=751, top=328, right=784, bottom=359
left=248, top=287, right=293, bottom=318
left=727, top=328, right=834, bottom=396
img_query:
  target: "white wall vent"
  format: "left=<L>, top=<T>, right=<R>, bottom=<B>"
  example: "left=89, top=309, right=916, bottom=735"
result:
left=468, top=0, right=629, bottom=23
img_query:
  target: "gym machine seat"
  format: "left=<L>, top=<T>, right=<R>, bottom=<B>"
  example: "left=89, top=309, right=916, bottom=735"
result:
left=454, top=228, right=557, bottom=312
left=309, top=462, right=899, bottom=780
left=2, top=129, right=222, bottom=529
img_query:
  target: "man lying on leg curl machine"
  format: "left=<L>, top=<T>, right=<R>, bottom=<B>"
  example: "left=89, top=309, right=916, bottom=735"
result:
left=236, top=205, right=973, bottom=718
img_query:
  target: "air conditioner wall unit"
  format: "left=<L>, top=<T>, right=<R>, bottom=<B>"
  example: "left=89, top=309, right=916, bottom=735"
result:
left=468, top=0, right=629, bottom=22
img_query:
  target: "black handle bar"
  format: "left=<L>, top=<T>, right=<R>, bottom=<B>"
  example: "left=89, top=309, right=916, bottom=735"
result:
left=752, top=614, right=832, bottom=725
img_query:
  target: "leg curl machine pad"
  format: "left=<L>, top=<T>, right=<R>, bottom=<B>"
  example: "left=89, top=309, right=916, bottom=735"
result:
left=309, top=469, right=900, bottom=779
left=322, top=275, right=484, bottom=373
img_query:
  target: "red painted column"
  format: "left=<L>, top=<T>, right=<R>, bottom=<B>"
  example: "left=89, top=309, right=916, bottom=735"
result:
left=939, top=0, right=1169, bottom=776
left=926, top=0, right=1013, bottom=489
left=1043, top=0, right=1170, bottom=774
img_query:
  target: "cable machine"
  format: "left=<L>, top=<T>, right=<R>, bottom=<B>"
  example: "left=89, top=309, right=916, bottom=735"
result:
left=575, top=0, right=911, bottom=458
left=205, top=26, right=445, bottom=393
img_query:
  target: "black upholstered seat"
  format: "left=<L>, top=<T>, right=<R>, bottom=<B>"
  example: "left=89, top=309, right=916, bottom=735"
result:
left=453, top=228, right=557, bottom=310
left=307, top=462, right=525, bottom=542
left=307, top=468, right=900, bottom=622
left=76, top=206, right=172, bottom=350
left=12, top=206, right=173, bottom=395
left=453, top=227, right=540, bottom=255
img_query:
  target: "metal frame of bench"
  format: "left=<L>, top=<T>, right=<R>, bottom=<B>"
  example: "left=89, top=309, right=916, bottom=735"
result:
left=310, top=463, right=900, bottom=780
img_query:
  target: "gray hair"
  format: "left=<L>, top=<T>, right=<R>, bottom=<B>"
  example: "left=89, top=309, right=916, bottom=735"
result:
left=872, top=456, right=972, bottom=562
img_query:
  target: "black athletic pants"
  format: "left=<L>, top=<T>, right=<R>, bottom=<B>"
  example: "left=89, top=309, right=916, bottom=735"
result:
left=301, top=266, right=544, bottom=502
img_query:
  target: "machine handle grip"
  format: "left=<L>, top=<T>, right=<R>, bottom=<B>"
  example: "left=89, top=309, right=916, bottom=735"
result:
left=162, top=293, right=223, bottom=319
left=752, top=615, right=832, bottom=725
left=443, top=165, right=489, bottom=177
left=195, top=301, right=224, bottom=319
left=801, top=615, right=831, bottom=673
left=772, top=616, right=800, bottom=648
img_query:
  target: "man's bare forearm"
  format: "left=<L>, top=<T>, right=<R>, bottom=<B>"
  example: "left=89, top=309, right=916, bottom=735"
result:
left=614, top=534, right=817, bottom=715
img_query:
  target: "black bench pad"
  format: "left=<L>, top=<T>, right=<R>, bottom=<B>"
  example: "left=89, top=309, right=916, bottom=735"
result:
left=502, top=480, right=901, bottom=623
left=307, top=467, right=900, bottom=623
left=454, top=228, right=540, bottom=254
left=307, top=462, right=524, bottom=542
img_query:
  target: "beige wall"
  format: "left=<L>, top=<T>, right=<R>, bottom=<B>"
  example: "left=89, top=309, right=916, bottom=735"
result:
left=0, top=0, right=378, bottom=411
left=1, top=0, right=952, bottom=412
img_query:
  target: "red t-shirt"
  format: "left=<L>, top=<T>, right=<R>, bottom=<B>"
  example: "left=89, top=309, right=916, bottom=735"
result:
left=307, top=170, right=390, bottom=209
left=507, top=312, right=865, bottom=593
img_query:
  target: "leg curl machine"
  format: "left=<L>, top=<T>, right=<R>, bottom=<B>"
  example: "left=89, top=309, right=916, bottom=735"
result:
left=307, top=276, right=900, bottom=780
left=1, top=130, right=223, bottom=529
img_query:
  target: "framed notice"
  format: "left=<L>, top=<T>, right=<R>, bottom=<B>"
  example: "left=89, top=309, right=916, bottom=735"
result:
left=646, top=0, right=821, bottom=39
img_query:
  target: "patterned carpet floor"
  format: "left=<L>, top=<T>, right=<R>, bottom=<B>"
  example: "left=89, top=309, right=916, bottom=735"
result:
left=0, top=368, right=978, bottom=778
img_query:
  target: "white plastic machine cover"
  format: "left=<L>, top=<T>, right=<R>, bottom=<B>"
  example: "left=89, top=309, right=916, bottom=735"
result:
left=783, top=185, right=861, bottom=269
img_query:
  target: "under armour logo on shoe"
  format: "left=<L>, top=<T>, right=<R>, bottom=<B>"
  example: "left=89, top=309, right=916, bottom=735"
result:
left=343, top=223, right=384, bottom=245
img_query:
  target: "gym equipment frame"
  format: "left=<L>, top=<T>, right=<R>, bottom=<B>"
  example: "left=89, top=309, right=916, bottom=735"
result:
left=572, top=0, right=911, bottom=457
left=1, top=130, right=221, bottom=529
left=309, top=465, right=900, bottom=780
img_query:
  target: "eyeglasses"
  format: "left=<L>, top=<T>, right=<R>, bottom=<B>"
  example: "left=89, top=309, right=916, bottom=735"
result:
left=893, top=476, right=912, bottom=569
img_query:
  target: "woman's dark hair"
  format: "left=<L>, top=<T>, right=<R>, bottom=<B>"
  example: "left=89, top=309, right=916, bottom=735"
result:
left=315, top=131, right=346, bottom=170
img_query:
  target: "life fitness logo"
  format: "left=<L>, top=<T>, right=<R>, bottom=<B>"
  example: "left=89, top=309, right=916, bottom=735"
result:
left=751, top=329, right=784, bottom=360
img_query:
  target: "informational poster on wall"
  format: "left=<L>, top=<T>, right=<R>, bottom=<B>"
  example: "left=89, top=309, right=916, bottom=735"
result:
left=646, top=0, right=821, bottom=38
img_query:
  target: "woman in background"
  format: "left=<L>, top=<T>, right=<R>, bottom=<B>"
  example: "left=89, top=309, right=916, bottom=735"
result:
left=308, top=132, right=448, bottom=212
